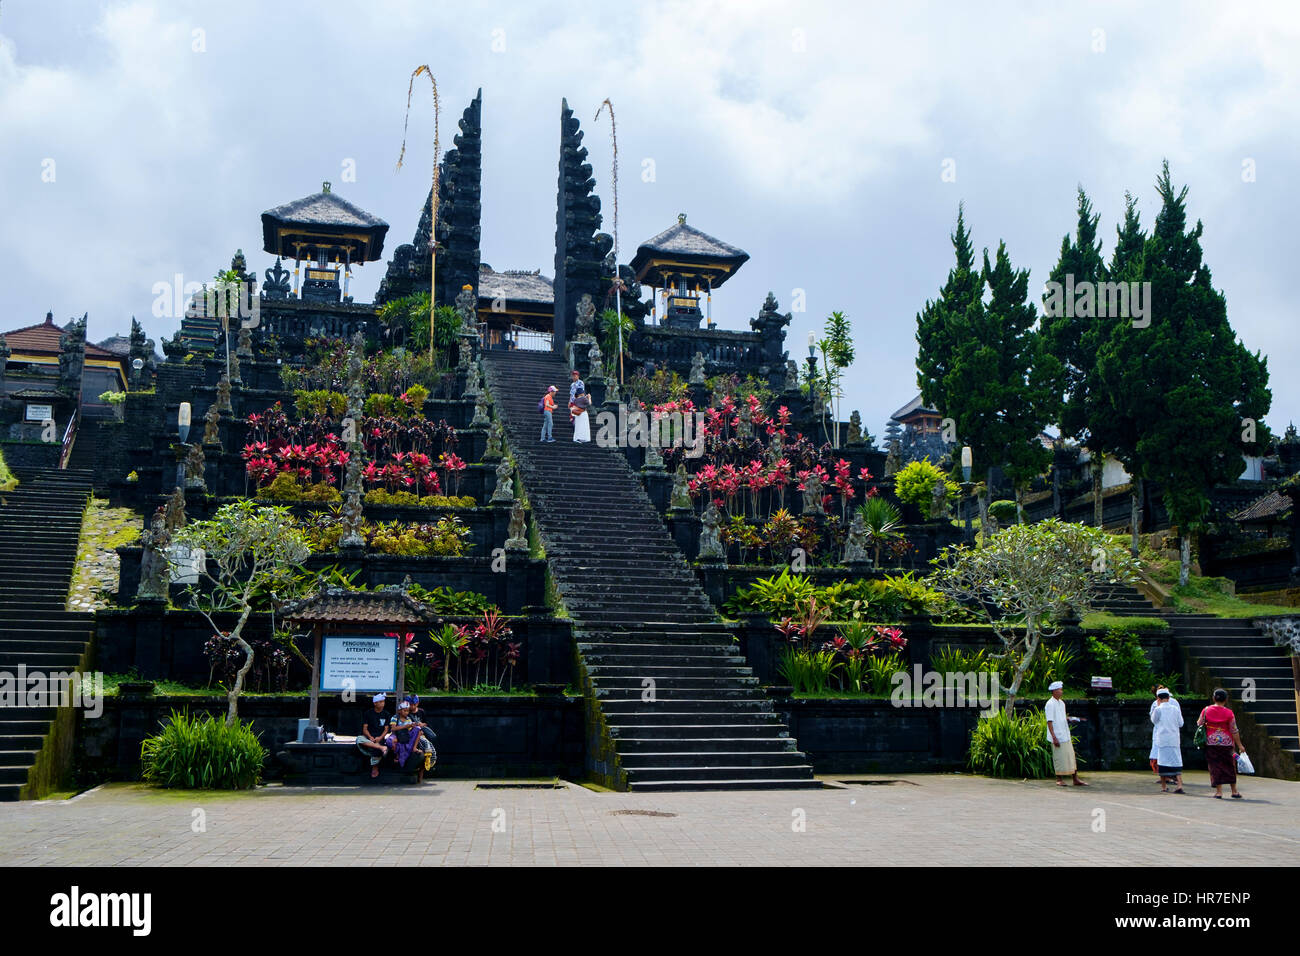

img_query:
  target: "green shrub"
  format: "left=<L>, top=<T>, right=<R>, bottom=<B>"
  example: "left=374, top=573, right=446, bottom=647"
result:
left=293, top=389, right=346, bottom=419
left=257, top=473, right=340, bottom=502
left=894, top=460, right=958, bottom=518
left=778, top=648, right=840, bottom=694
left=931, top=644, right=995, bottom=676
left=140, top=711, right=266, bottom=789
left=988, top=500, right=1018, bottom=523
left=724, top=569, right=817, bottom=618
left=879, top=572, right=944, bottom=617
left=968, top=709, right=1055, bottom=779
left=1085, top=626, right=1158, bottom=693
left=865, top=651, right=906, bottom=695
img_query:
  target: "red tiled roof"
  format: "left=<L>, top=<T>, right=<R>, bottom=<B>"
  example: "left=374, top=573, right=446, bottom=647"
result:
left=3, top=314, right=119, bottom=360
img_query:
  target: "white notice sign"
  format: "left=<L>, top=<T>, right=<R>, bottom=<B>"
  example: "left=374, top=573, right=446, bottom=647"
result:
left=320, top=636, right=399, bottom=693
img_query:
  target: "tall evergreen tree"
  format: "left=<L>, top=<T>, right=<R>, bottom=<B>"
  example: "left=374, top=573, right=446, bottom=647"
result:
left=1102, top=162, right=1271, bottom=583
left=916, top=211, right=1051, bottom=529
left=1039, top=187, right=1109, bottom=525
left=916, top=205, right=980, bottom=409
left=1091, top=193, right=1151, bottom=555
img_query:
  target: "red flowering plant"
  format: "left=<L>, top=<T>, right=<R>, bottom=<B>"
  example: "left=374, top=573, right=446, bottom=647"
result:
left=438, top=452, right=467, bottom=497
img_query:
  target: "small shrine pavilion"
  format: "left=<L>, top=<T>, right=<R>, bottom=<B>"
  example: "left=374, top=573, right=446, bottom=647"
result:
left=260, top=182, right=390, bottom=304
left=629, top=214, right=750, bottom=329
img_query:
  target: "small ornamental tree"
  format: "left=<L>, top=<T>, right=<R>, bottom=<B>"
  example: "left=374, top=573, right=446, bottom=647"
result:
left=928, top=519, right=1137, bottom=712
left=818, top=310, right=855, bottom=446
left=893, top=459, right=958, bottom=519
left=173, top=500, right=312, bottom=725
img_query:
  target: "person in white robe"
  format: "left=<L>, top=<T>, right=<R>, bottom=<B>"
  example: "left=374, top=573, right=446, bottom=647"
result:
left=1148, top=685, right=1176, bottom=777
left=1150, top=687, right=1184, bottom=793
left=1045, top=681, right=1087, bottom=786
left=570, top=385, right=591, bottom=443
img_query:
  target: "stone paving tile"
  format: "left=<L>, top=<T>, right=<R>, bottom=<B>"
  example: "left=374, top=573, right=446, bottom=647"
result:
left=0, top=772, right=1295, bottom=866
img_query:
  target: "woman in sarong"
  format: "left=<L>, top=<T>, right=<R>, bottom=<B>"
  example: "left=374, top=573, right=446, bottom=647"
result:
left=1196, top=688, right=1244, bottom=799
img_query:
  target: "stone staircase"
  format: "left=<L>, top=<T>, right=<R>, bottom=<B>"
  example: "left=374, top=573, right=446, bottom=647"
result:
left=483, top=350, right=817, bottom=791
left=0, top=468, right=96, bottom=800
left=1094, top=582, right=1299, bottom=770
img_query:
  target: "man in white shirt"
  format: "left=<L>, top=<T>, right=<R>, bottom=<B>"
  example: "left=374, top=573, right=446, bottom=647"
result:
left=1045, top=680, right=1087, bottom=787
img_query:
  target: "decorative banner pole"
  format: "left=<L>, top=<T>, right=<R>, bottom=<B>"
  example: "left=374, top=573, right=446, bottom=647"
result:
left=397, top=66, right=441, bottom=364
left=595, top=98, right=622, bottom=384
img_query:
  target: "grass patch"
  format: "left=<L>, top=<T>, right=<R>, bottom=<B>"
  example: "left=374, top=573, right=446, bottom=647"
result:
left=0, top=447, right=17, bottom=492
left=1080, top=612, right=1170, bottom=632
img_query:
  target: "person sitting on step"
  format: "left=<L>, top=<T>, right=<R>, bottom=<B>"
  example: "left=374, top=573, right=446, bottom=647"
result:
left=384, top=699, right=430, bottom=782
left=356, top=693, right=389, bottom=778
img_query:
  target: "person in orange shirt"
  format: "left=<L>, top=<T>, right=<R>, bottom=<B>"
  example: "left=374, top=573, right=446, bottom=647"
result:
left=540, top=385, right=557, bottom=442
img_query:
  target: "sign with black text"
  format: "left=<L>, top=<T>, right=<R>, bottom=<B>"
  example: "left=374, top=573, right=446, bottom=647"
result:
left=320, top=635, right=399, bottom=693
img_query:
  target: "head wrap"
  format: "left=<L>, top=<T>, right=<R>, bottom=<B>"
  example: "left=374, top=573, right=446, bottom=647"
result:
left=1048, top=680, right=1064, bottom=691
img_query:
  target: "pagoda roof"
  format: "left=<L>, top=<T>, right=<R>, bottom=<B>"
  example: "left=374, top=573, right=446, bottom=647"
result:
left=261, top=184, right=389, bottom=263
left=629, top=215, right=749, bottom=288
left=2, top=313, right=119, bottom=360
left=891, top=394, right=939, bottom=422
left=282, top=586, right=437, bottom=626
left=476, top=265, right=554, bottom=305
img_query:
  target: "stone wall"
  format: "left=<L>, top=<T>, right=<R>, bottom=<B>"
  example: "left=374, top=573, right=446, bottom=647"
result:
left=78, top=690, right=584, bottom=784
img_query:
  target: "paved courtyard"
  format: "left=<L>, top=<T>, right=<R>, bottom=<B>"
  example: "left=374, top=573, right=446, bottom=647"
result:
left=1, top=771, right=1296, bottom=866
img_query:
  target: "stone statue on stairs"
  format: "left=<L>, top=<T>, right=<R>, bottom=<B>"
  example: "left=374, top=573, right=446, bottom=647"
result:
left=203, top=404, right=221, bottom=446
left=505, top=500, right=528, bottom=551
left=484, top=419, right=504, bottom=460
left=669, top=463, right=693, bottom=511
left=588, top=341, right=605, bottom=380
left=689, top=351, right=706, bottom=385
left=801, top=471, right=825, bottom=515
left=698, top=500, right=726, bottom=563
left=574, top=294, right=597, bottom=345
left=843, top=509, right=870, bottom=566
left=163, top=486, right=187, bottom=533
left=490, top=457, right=515, bottom=504
left=184, top=442, right=207, bottom=492
left=136, top=510, right=171, bottom=601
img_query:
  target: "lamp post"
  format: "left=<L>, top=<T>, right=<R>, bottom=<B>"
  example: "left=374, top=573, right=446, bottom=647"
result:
left=176, top=402, right=192, bottom=490
left=960, top=445, right=973, bottom=543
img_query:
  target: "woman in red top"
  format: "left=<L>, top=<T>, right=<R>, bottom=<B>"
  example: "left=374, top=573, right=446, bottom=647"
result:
left=1197, top=688, right=1245, bottom=798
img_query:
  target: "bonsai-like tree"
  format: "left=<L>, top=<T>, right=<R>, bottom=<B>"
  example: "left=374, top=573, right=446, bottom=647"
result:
left=928, top=519, right=1137, bottom=712
left=173, top=500, right=312, bottom=726
left=893, top=459, right=958, bottom=520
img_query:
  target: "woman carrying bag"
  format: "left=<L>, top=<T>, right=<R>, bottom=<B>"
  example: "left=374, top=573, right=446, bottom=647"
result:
left=1196, top=688, right=1246, bottom=799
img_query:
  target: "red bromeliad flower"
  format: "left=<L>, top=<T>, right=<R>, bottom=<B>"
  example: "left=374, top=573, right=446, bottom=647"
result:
left=241, top=441, right=269, bottom=461
left=873, top=626, right=907, bottom=650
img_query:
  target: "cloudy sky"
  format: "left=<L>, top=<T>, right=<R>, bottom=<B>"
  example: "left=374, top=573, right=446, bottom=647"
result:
left=2, top=1, right=1298, bottom=435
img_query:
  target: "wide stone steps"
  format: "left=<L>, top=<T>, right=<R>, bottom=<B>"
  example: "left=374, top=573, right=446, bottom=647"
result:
left=484, top=349, right=816, bottom=791
left=615, top=734, right=796, bottom=752
left=608, top=721, right=787, bottom=738
left=0, top=468, right=92, bottom=801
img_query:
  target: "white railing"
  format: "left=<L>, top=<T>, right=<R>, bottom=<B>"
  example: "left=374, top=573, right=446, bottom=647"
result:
left=510, top=325, right=553, bottom=352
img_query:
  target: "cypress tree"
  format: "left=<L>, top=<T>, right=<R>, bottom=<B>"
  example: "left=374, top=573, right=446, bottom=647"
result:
left=1104, top=162, right=1271, bottom=583
left=1040, top=187, right=1109, bottom=525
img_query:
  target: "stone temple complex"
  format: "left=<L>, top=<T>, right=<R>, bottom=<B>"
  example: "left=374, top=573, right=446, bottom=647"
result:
left=0, top=88, right=1297, bottom=803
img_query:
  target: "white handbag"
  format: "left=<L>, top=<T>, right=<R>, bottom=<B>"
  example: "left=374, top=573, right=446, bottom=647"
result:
left=1235, top=751, right=1255, bottom=775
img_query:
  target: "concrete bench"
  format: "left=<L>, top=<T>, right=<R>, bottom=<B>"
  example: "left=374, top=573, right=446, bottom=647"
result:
left=278, top=738, right=433, bottom=787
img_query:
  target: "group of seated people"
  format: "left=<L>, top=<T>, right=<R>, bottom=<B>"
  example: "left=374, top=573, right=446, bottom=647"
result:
left=355, top=693, right=437, bottom=781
